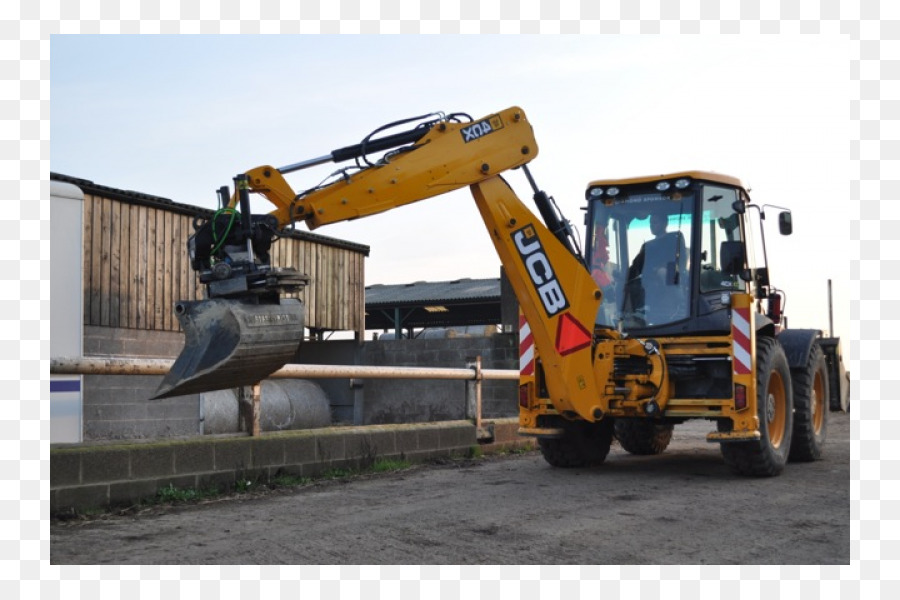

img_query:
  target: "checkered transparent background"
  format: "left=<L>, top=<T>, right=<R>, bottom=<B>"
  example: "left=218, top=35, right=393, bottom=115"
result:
left=11, top=0, right=887, bottom=597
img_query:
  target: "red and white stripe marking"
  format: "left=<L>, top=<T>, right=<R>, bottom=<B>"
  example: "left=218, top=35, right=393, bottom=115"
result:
left=732, top=306, right=752, bottom=375
left=519, top=314, right=535, bottom=377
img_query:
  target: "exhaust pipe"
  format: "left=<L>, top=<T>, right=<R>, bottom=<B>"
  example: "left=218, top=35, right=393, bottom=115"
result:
left=152, top=297, right=305, bottom=399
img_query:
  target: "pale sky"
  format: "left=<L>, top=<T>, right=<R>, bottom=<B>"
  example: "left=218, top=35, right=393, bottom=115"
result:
left=51, top=35, right=849, bottom=337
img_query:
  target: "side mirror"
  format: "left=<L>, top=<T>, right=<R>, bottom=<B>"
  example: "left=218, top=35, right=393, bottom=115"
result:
left=720, top=240, right=745, bottom=276
left=778, top=211, right=793, bottom=235
left=732, top=200, right=746, bottom=215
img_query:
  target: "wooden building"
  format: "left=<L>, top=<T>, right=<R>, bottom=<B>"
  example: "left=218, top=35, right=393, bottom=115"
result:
left=51, top=173, right=369, bottom=339
left=50, top=172, right=370, bottom=440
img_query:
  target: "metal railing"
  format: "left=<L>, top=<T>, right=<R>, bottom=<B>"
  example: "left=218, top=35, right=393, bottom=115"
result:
left=50, top=356, right=519, bottom=437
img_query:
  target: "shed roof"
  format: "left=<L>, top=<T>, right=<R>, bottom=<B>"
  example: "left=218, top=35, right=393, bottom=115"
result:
left=50, top=172, right=370, bottom=256
left=364, top=278, right=502, bottom=330
left=365, top=278, right=499, bottom=306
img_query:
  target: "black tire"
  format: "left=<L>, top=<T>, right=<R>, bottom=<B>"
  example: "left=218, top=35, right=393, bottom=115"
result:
left=538, top=419, right=615, bottom=468
left=719, top=336, right=794, bottom=477
left=613, top=419, right=674, bottom=455
left=789, top=343, right=829, bottom=462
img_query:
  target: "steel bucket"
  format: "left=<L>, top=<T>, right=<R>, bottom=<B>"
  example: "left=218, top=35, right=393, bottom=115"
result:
left=152, top=297, right=305, bottom=399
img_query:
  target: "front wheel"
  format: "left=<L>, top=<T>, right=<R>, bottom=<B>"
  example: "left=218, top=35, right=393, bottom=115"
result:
left=538, top=419, right=615, bottom=468
left=614, top=419, right=674, bottom=455
left=720, top=336, right=794, bottom=477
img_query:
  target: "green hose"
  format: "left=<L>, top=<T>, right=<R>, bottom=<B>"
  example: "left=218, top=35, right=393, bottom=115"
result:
left=210, top=207, right=240, bottom=257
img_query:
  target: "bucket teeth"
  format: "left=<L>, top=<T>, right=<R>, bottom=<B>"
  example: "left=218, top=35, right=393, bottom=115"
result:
left=152, top=298, right=305, bottom=399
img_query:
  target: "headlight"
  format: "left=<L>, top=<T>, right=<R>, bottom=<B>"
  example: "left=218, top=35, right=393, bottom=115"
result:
left=606, top=187, right=620, bottom=197
left=656, top=181, right=671, bottom=192
left=675, top=178, right=691, bottom=189
left=588, top=187, right=604, bottom=198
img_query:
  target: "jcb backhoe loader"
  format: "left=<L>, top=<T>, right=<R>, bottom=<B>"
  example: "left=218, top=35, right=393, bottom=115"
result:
left=155, top=106, right=848, bottom=477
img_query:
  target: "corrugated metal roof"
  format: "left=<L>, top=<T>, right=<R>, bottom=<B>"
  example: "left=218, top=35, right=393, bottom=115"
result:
left=365, top=278, right=500, bottom=307
left=50, top=172, right=370, bottom=256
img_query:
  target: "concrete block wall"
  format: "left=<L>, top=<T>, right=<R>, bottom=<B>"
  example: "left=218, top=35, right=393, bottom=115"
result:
left=296, top=334, right=519, bottom=426
left=50, top=420, right=484, bottom=515
left=82, top=326, right=200, bottom=440
left=361, top=335, right=519, bottom=424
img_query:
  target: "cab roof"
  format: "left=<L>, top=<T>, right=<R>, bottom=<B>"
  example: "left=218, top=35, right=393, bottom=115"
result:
left=587, top=170, right=745, bottom=190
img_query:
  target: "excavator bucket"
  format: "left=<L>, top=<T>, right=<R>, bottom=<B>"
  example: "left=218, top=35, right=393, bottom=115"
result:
left=152, top=297, right=305, bottom=400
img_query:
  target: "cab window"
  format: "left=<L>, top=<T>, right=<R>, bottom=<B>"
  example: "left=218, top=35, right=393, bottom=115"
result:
left=699, top=185, right=744, bottom=293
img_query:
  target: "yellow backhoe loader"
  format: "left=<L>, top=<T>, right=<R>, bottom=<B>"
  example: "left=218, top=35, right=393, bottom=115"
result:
left=154, top=107, right=848, bottom=476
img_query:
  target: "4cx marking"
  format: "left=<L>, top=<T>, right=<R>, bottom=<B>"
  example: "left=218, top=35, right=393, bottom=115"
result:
left=513, top=225, right=570, bottom=317
left=460, top=114, right=504, bottom=143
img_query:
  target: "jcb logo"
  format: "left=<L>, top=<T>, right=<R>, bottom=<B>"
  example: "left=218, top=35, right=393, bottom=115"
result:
left=461, top=114, right=503, bottom=143
left=513, top=226, right=569, bottom=317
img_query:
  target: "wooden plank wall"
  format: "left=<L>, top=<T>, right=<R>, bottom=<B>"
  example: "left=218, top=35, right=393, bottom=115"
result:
left=270, top=235, right=365, bottom=333
left=82, top=193, right=364, bottom=335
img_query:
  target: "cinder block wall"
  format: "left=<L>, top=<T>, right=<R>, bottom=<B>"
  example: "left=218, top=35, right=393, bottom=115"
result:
left=361, top=334, right=519, bottom=424
left=296, top=334, right=519, bottom=426
left=83, top=326, right=200, bottom=440
left=50, top=420, right=487, bottom=515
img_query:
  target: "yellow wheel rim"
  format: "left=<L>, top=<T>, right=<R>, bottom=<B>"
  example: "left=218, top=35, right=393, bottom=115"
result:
left=766, top=370, right=787, bottom=448
left=812, top=369, right=826, bottom=434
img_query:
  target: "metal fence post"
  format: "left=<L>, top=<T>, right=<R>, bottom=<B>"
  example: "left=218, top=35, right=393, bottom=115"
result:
left=350, top=378, right=365, bottom=425
left=465, top=376, right=475, bottom=421
left=474, top=356, right=483, bottom=430
left=237, top=383, right=262, bottom=436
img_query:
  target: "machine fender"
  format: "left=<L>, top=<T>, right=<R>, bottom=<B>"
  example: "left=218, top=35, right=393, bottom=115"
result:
left=776, top=329, right=823, bottom=370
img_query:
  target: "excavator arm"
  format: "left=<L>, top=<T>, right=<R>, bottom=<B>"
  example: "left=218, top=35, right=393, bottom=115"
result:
left=246, top=108, right=542, bottom=230
left=157, top=107, right=665, bottom=424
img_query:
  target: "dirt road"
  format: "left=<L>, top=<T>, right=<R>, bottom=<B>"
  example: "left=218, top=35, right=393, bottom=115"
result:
left=51, top=412, right=850, bottom=565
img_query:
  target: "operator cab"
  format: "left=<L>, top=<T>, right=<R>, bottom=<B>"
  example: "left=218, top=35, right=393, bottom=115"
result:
left=585, top=172, right=750, bottom=335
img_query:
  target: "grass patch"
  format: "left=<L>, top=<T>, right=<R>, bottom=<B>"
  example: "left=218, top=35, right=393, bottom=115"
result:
left=371, top=458, right=411, bottom=473
left=155, top=483, right=220, bottom=504
left=320, top=458, right=412, bottom=480
left=320, top=467, right=354, bottom=480
left=57, top=454, right=419, bottom=521
left=149, top=451, right=507, bottom=508
left=270, top=473, right=313, bottom=487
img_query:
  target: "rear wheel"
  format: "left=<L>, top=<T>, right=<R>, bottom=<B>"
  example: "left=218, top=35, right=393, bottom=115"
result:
left=789, top=343, right=829, bottom=462
left=614, top=419, right=674, bottom=455
left=720, top=336, right=793, bottom=477
left=538, top=419, right=615, bottom=468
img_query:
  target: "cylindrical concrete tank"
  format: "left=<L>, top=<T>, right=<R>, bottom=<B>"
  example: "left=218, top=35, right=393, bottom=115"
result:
left=202, top=379, right=331, bottom=434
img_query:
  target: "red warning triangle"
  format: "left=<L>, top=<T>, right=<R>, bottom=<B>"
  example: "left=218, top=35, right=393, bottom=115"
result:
left=555, top=313, right=592, bottom=356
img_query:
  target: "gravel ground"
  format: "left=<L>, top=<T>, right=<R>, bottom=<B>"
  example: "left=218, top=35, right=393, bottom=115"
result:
left=51, top=411, right=850, bottom=565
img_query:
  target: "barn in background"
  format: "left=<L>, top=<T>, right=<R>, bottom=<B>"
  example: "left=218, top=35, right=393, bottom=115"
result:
left=51, top=173, right=369, bottom=440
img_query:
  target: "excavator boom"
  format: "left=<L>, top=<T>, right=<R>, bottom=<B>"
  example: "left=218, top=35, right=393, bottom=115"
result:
left=159, top=107, right=628, bottom=426
left=244, top=108, right=538, bottom=229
